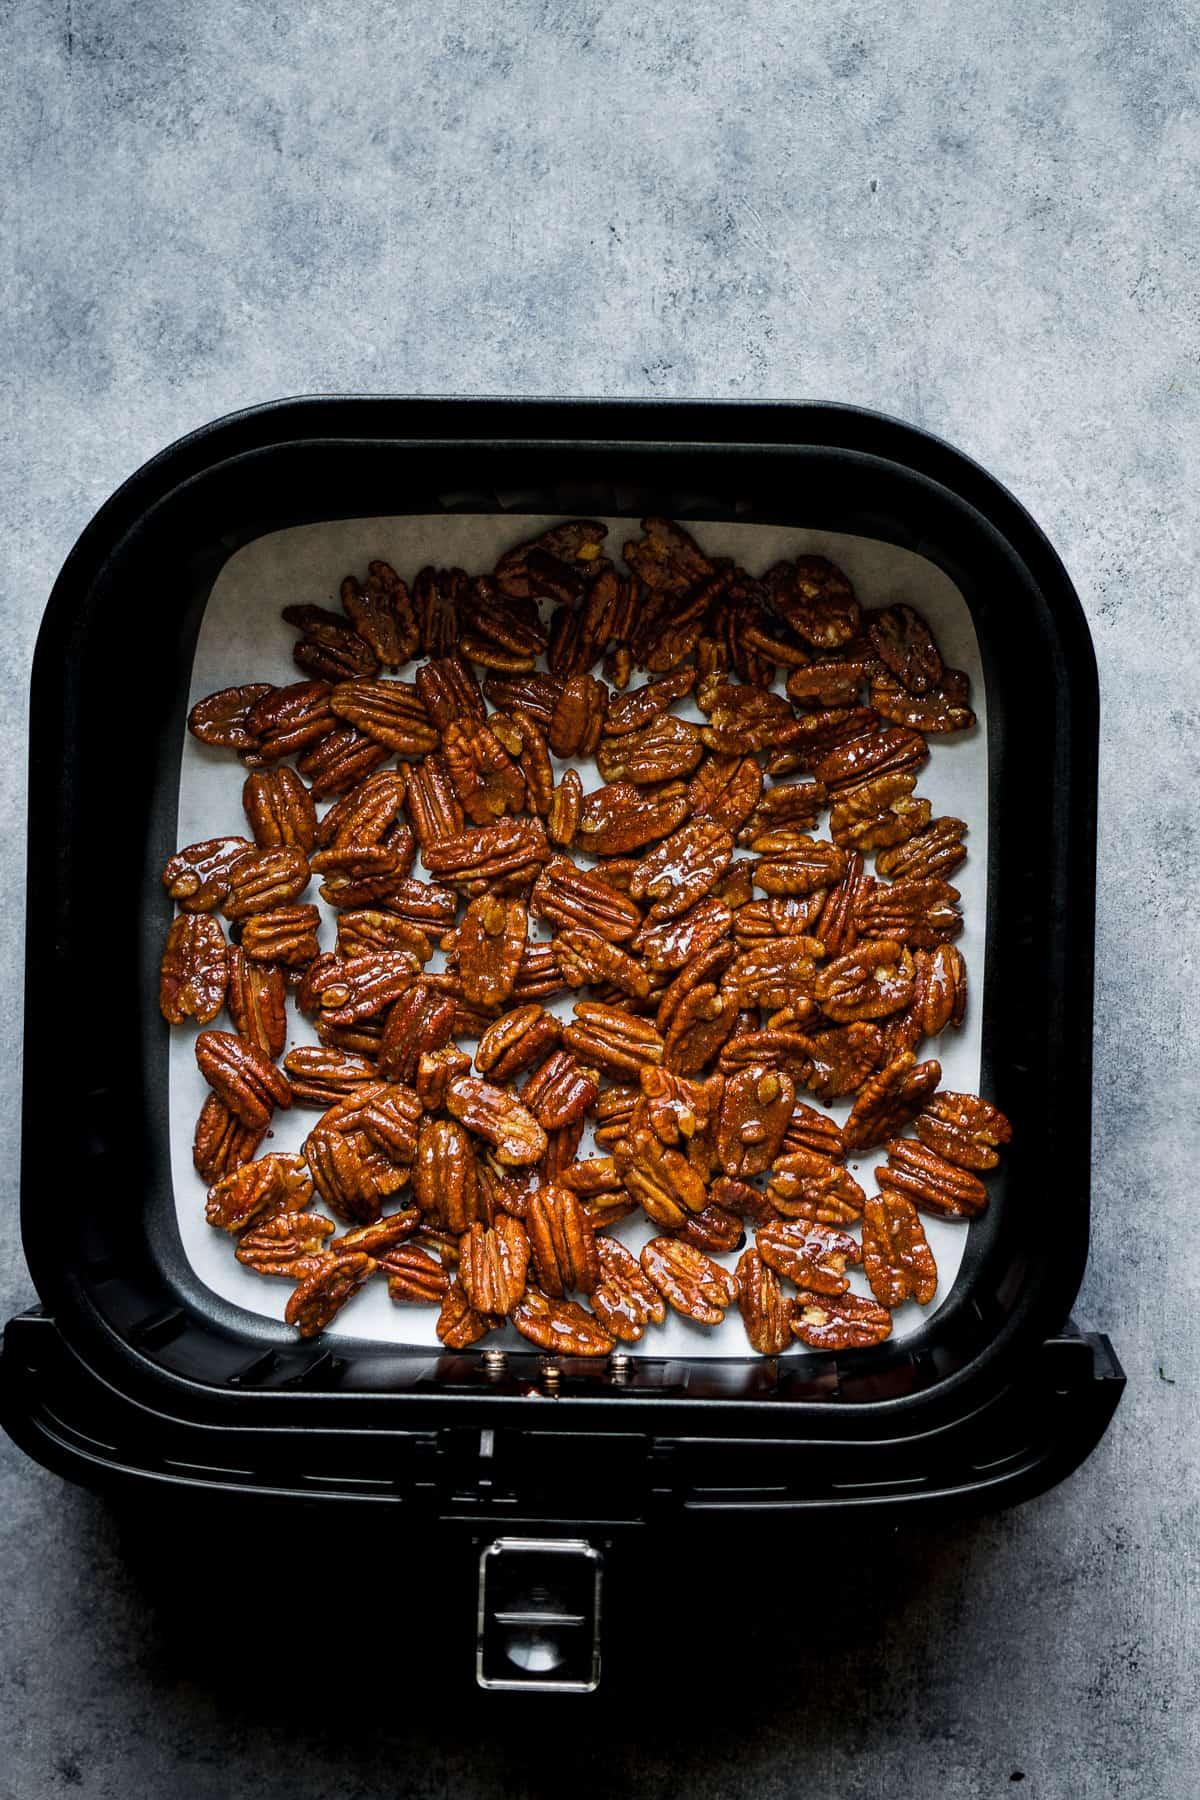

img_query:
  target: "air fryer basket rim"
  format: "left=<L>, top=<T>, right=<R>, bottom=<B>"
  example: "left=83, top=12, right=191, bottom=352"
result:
left=16, top=396, right=1098, bottom=1440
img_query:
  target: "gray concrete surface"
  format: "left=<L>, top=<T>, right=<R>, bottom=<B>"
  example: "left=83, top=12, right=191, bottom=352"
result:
left=2, top=1, right=1196, bottom=1795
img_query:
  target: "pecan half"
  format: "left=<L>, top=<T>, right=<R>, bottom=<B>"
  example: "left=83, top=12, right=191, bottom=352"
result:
left=827, top=772, right=929, bottom=851
left=811, top=851, right=872, bottom=957
left=765, top=557, right=860, bottom=649
left=436, top=1277, right=498, bottom=1348
left=304, top=1122, right=405, bottom=1224
left=753, top=836, right=847, bottom=898
left=553, top=926, right=650, bottom=1000
left=521, top=1050, right=599, bottom=1130
left=307, top=951, right=420, bottom=1026
left=226, top=945, right=287, bottom=1057
left=375, top=981, right=457, bottom=1083
left=474, top=1005, right=561, bottom=1080
left=914, top=1091, right=1012, bottom=1171
left=632, top=897, right=733, bottom=974
left=756, top=1220, right=861, bottom=1294
left=640, top=1237, right=739, bottom=1325
left=615, top=1125, right=707, bottom=1227
left=335, top=908, right=432, bottom=964
left=311, top=843, right=408, bottom=910
left=876, top=1138, right=989, bottom=1219
left=591, top=1237, right=666, bottom=1343
left=688, top=754, right=764, bottom=835
left=162, top=836, right=254, bottom=913
left=243, top=681, right=335, bottom=764
left=548, top=673, right=609, bottom=757
left=412, top=1118, right=480, bottom=1231
left=856, top=877, right=962, bottom=949
left=862, top=1191, right=938, bottom=1307
left=195, top=1030, right=292, bottom=1130
left=875, top=818, right=968, bottom=882
left=870, top=670, right=975, bottom=734
left=331, top=679, right=439, bottom=754
left=814, top=941, right=914, bottom=1023
left=563, top=1001, right=665, bottom=1080
left=716, top=1065, right=795, bottom=1178
left=623, top=516, right=713, bottom=594
left=284, top=1046, right=379, bottom=1108
left=442, top=719, right=526, bottom=824
left=867, top=603, right=943, bottom=694
left=402, top=752, right=465, bottom=850
left=547, top=769, right=584, bottom=846
left=193, top=1093, right=265, bottom=1183
left=416, top=1043, right=472, bottom=1111
left=453, top=894, right=528, bottom=1007
left=459, top=1215, right=530, bottom=1315
left=814, top=724, right=929, bottom=798
left=384, top=1245, right=451, bottom=1305
left=662, top=984, right=738, bottom=1075
left=330, top=1209, right=420, bottom=1257
left=222, top=848, right=311, bottom=920
left=511, top=1289, right=615, bottom=1356
left=239, top=904, right=322, bottom=967
left=530, top=856, right=642, bottom=943
left=297, top=726, right=389, bottom=799
left=285, top=1251, right=375, bottom=1338
left=159, top=914, right=228, bottom=1025
left=627, top=820, right=733, bottom=923
left=235, top=1208, right=336, bottom=1276
left=766, top=1154, right=865, bottom=1225
left=723, top=937, right=823, bottom=1013
left=736, top=1248, right=793, bottom=1354
left=322, top=1081, right=422, bottom=1165
left=790, top=1290, right=892, bottom=1350
left=495, top=519, right=608, bottom=599
left=597, top=714, right=703, bottom=785
left=205, top=1152, right=313, bottom=1232
left=574, top=780, right=690, bottom=855
left=698, top=682, right=804, bottom=755
left=639, top=1065, right=723, bottom=1156
left=340, top=561, right=420, bottom=667
left=189, top=683, right=275, bottom=750
left=283, top=604, right=380, bottom=681
left=242, top=766, right=318, bottom=851
left=421, top=818, right=550, bottom=892
left=445, top=1075, right=548, bottom=1166
left=525, top=1186, right=600, bottom=1296
left=843, top=1053, right=942, bottom=1151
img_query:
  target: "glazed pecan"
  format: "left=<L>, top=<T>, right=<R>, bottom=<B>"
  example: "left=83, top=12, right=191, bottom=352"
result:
left=756, top=1220, right=861, bottom=1294
left=639, top=1066, right=723, bottom=1155
left=453, top=894, right=528, bottom=1007
left=548, top=673, right=609, bottom=757
left=843, top=1053, right=942, bottom=1151
left=764, top=557, right=861, bottom=649
left=709, top=1174, right=777, bottom=1228
left=632, top=897, right=733, bottom=974
left=384, top=1245, right=451, bottom=1305
left=511, top=1290, right=615, bottom=1356
left=195, top=1030, right=292, bottom=1131
left=525, top=1186, right=600, bottom=1297
left=547, top=769, right=584, bottom=847
left=870, top=670, right=975, bottom=734
left=459, top=1215, right=530, bottom=1316
left=783, top=1102, right=846, bottom=1161
left=867, top=603, right=943, bottom=694
left=597, top=714, right=702, bottom=785
left=875, top=818, right=968, bottom=882
left=640, top=1237, right=739, bottom=1326
left=414, top=651, right=486, bottom=729
left=283, top=603, right=380, bottom=681
left=785, top=663, right=866, bottom=709
left=753, top=836, right=847, bottom=898
left=814, top=941, right=915, bottom=1023
left=285, top=1251, right=375, bottom=1338
left=715, top=1065, right=794, bottom=1178
left=310, top=843, right=407, bottom=909
left=445, top=1075, right=548, bottom=1166
left=193, top=1093, right=265, bottom=1183
left=814, top=725, right=929, bottom=798
left=162, top=836, right=254, bottom=913
left=623, top=516, right=713, bottom=594
left=442, top=719, right=526, bottom=825
left=661, top=984, right=738, bottom=1075
left=330, top=679, right=439, bottom=754
left=373, top=981, right=456, bottom=1084
left=330, top=1208, right=420, bottom=1258
left=563, top=1001, right=664, bottom=1080
left=812, top=852, right=872, bottom=957
left=243, top=681, right=335, bottom=764
left=421, top=818, right=550, bottom=892
left=553, top=926, right=649, bottom=1000
left=590, top=1237, right=666, bottom=1343
left=790, top=1290, right=892, bottom=1350
left=322, top=1081, right=422, bottom=1165
left=495, top=519, right=608, bottom=599
left=769, top=705, right=880, bottom=776
left=189, top=682, right=275, bottom=750
left=307, top=951, right=420, bottom=1026
left=828, top=772, right=930, bottom=851
left=206, top=1152, right=313, bottom=1233
left=723, top=938, right=823, bottom=1013
left=856, top=877, right=962, bottom=949
left=687, top=754, right=764, bottom=835
left=220, top=847, right=311, bottom=920
left=512, top=941, right=568, bottom=1002
left=458, top=577, right=547, bottom=670
left=530, top=856, right=641, bottom=943
left=482, top=671, right=564, bottom=729
left=739, top=780, right=828, bottom=846
left=416, top=1043, right=473, bottom=1111
left=474, top=1004, right=561, bottom=1081
left=412, top=567, right=466, bottom=659
left=335, top=908, right=432, bottom=965
left=297, top=726, right=389, bottom=798
left=226, top=946, right=287, bottom=1057
left=304, top=1122, right=404, bottom=1224
left=698, top=681, right=804, bottom=755
left=914, top=1091, right=1012, bottom=1171
left=521, top=1050, right=600, bottom=1130
left=159, top=914, right=228, bottom=1025
left=766, top=1154, right=865, bottom=1225
left=591, top=1084, right=638, bottom=1150
left=785, top=1023, right=884, bottom=1103
left=402, top=752, right=465, bottom=850
left=734, top=896, right=827, bottom=943
left=627, top=820, right=733, bottom=924
left=242, top=766, right=317, bottom=851
left=436, top=1277, right=498, bottom=1348
left=877, top=1138, right=988, bottom=1219
left=235, top=1208, right=336, bottom=1276
left=574, top=780, right=691, bottom=855
left=340, top=561, right=420, bottom=667
left=656, top=939, right=738, bottom=1030
left=604, top=667, right=697, bottom=735
left=540, top=1119, right=586, bottom=1183
left=674, top=1201, right=745, bottom=1254
left=615, top=1126, right=707, bottom=1227
left=412, top=1118, right=480, bottom=1231
left=862, top=1191, right=938, bottom=1308
left=284, top=1045, right=378, bottom=1107
left=737, top=1248, right=793, bottom=1355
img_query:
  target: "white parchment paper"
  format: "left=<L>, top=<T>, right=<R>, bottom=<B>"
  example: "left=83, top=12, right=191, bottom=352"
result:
left=171, top=517, right=987, bottom=1351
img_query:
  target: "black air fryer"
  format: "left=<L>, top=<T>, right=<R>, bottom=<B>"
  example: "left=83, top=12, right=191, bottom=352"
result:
left=0, top=400, right=1123, bottom=1692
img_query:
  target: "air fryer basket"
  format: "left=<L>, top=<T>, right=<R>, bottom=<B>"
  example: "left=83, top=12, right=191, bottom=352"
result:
left=2, top=401, right=1122, bottom=1684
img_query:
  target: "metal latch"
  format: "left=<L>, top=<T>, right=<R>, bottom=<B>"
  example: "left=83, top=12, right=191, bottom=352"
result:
left=476, top=1537, right=603, bottom=1692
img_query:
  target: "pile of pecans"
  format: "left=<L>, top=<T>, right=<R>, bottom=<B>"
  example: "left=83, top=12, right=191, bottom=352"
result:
left=163, top=517, right=1011, bottom=1357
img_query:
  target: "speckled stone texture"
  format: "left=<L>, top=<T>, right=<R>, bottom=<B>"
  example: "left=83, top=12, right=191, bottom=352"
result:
left=2, top=2, right=1196, bottom=1795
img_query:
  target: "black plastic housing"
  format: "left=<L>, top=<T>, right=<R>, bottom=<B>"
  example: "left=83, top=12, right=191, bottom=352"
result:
left=2, top=398, right=1122, bottom=1521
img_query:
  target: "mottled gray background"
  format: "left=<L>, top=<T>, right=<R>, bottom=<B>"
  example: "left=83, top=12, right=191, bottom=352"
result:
left=2, top=1, right=1196, bottom=1796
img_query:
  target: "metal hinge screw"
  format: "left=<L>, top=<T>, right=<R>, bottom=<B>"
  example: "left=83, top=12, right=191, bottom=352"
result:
left=482, top=1348, right=507, bottom=1380
left=609, top=1351, right=633, bottom=1384
left=539, top=1357, right=562, bottom=1395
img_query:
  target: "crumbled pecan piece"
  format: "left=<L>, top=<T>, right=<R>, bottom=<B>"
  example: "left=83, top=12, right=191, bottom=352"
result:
left=862, top=1191, right=937, bottom=1307
left=285, top=1251, right=375, bottom=1337
left=575, top=779, right=691, bottom=855
left=876, top=1138, right=988, bottom=1219
left=189, top=683, right=275, bottom=750
left=756, top=1219, right=861, bottom=1294
left=159, top=914, right=228, bottom=1025
left=330, top=679, right=439, bottom=754
left=790, top=1290, right=892, bottom=1350
left=640, top=1236, right=739, bottom=1325
left=737, top=1248, right=793, bottom=1354
left=764, top=557, right=861, bottom=648
left=242, top=766, right=317, bottom=851
left=206, top=1152, right=313, bottom=1233
left=875, top=818, right=968, bottom=882
left=591, top=1237, right=666, bottom=1343
left=914, top=1091, right=1012, bottom=1171
left=193, top=1094, right=265, bottom=1183
left=445, top=1075, right=547, bottom=1166
left=195, top=1030, right=292, bottom=1131
left=459, top=1215, right=530, bottom=1316
left=867, top=603, right=943, bottom=694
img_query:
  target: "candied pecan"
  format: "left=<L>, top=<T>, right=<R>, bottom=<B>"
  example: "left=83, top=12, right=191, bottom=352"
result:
left=626, top=821, right=733, bottom=925
left=870, top=670, right=975, bottom=734
left=915, top=1091, right=1012, bottom=1171
left=206, top=1152, right=313, bottom=1233
left=828, top=772, right=930, bottom=852
left=671, top=1201, right=742, bottom=1254
left=842, top=1053, right=941, bottom=1151
left=553, top=926, right=650, bottom=1000
left=766, top=1155, right=865, bottom=1225
left=709, top=1174, right=777, bottom=1227
left=445, top=1075, right=547, bottom=1166
left=878, top=1135, right=989, bottom=1221
left=384, top=1245, right=451, bottom=1305
left=415, top=652, right=486, bottom=729
left=437, top=1277, right=498, bottom=1348
left=876, top=818, right=968, bottom=882
left=784, top=1102, right=846, bottom=1161
left=757, top=1219, right=861, bottom=1294
left=716, top=1065, right=795, bottom=1179
left=223, top=945, right=285, bottom=1057
left=661, top=983, right=738, bottom=1075
left=723, top=937, right=823, bottom=1012
left=764, top=557, right=860, bottom=649
left=473, top=1004, right=560, bottom=1081
left=329, top=679, right=439, bottom=755
left=814, top=724, right=929, bottom=798
left=242, top=766, right=317, bottom=851
left=530, top=856, right=641, bottom=943
left=458, top=576, right=547, bottom=670
left=812, top=851, right=872, bottom=957
left=243, top=681, right=335, bottom=764
left=297, top=727, right=389, bottom=799
left=369, top=879, right=456, bottom=938
left=561, top=1156, right=623, bottom=1197
left=687, top=754, right=763, bottom=835
left=814, top=941, right=915, bottom=1023
left=492, top=710, right=553, bottom=817
left=563, top=1001, right=665, bottom=1081
left=322, top=1081, right=422, bottom=1165
left=313, top=1016, right=384, bottom=1058
left=372, top=980, right=456, bottom=1084
left=413, top=567, right=466, bottom=659
left=285, top=1251, right=375, bottom=1338
left=309, top=845, right=402, bottom=909
left=597, top=715, right=702, bottom=786
left=548, top=673, right=609, bottom=758
left=640, top=1236, right=739, bottom=1325
left=162, top=836, right=254, bottom=913
left=193, top=1093, right=265, bottom=1182
left=785, top=663, right=865, bottom=709
left=330, top=1208, right=420, bottom=1257
left=591, top=1237, right=666, bottom=1343
left=737, top=1249, right=793, bottom=1355
left=412, top=1119, right=480, bottom=1231
left=416, top=1043, right=472, bottom=1111
left=525, top=1186, right=600, bottom=1297
left=867, top=603, right=943, bottom=694
left=632, top=897, right=732, bottom=974
left=421, top=818, right=550, bottom=891
left=639, top=1065, right=723, bottom=1155
left=221, top=848, right=311, bottom=921
left=857, top=876, right=962, bottom=949
left=483, top=671, right=564, bottom=729
left=453, top=894, right=528, bottom=1007
left=547, top=769, right=584, bottom=847
left=604, top=667, right=696, bottom=735
left=239, top=904, right=322, bottom=967
left=697, top=681, right=803, bottom=755
left=734, top=896, right=827, bottom=942
left=304, top=1123, right=403, bottom=1224
left=786, top=1022, right=884, bottom=1103
left=335, top=908, right=431, bottom=965
left=195, top=1030, right=292, bottom=1130
left=521, top=1049, right=599, bottom=1130
left=862, top=1191, right=937, bottom=1308
left=284, top=1045, right=378, bottom=1107
left=307, top=951, right=420, bottom=1026
left=511, top=1289, right=615, bottom=1356
left=790, top=1290, right=892, bottom=1350
left=713, top=859, right=755, bottom=908
left=512, top=941, right=567, bottom=1002
left=575, top=779, right=690, bottom=855
left=282, top=603, right=380, bottom=681
left=753, top=836, right=847, bottom=898
left=159, top=914, right=228, bottom=1025
left=591, top=1085, right=638, bottom=1150
left=402, top=752, right=464, bottom=851
left=459, top=1215, right=530, bottom=1316
left=236, top=1208, right=337, bottom=1276
left=739, top=781, right=828, bottom=846
left=540, top=1118, right=586, bottom=1183
left=768, top=706, right=880, bottom=776
left=623, top=516, right=713, bottom=594
left=442, top=718, right=526, bottom=825
left=339, top=561, right=419, bottom=667
left=189, top=683, right=275, bottom=750
left=495, top=519, right=608, bottom=598
left=616, top=1127, right=707, bottom=1227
